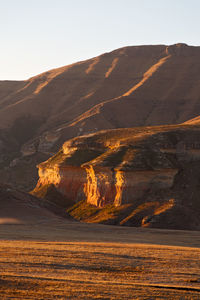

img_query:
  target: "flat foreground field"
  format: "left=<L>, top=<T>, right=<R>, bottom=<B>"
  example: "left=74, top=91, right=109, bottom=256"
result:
left=0, top=219, right=200, bottom=299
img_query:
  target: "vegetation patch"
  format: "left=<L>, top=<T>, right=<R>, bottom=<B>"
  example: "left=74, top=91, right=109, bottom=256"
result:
left=67, top=200, right=132, bottom=224
left=41, top=149, right=66, bottom=167
left=63, top=149, right=103, bottom=166
left=42, top=148, right=103, bottom=168
left=67, top=200, right=100, bottom=220
left=32, top=184, right=74, bottom=208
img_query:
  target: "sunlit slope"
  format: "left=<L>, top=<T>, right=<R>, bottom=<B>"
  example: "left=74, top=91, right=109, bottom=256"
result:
left=1, top=44, right=200, bottom=142
left=0, top=45, right=166, bottom=129
left=2, top=43, right=200, bottom=189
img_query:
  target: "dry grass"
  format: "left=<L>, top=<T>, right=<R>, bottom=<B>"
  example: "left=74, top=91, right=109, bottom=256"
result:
left=0, top=220, right=200, bottom=299
left=67, top=200, right=129, bottom=223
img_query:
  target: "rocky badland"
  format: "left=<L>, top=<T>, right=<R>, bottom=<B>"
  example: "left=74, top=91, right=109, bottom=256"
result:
left=1, top=43, right=200, bottom=229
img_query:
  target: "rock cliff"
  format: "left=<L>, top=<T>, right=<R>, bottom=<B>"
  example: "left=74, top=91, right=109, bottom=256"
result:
left=33, top=124, right=200, bottom=230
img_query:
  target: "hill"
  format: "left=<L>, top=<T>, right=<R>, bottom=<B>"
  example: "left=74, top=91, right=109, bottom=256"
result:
left=2, top=43, right=200, bottom=189
left=0, top=183, right=65, bottom=225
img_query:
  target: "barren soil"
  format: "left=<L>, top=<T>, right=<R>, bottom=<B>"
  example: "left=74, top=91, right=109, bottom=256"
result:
left=0, top=219, right=200, bottom=299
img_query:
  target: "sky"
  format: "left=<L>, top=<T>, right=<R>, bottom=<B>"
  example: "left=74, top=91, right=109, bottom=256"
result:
left=1, top=0, right=200, bottom=80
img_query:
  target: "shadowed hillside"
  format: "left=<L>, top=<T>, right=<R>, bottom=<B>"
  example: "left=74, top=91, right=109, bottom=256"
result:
left=0, top=183, right=66, bottom=225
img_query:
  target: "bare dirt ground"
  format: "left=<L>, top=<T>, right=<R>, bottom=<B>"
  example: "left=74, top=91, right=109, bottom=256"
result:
left=0, top=219, right=200, bottom=299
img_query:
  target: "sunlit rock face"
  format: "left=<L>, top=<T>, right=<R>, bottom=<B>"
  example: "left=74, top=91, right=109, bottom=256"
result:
left=33, top=125, right=200, bottom=209
left=83, top=167, right=177, bottom=207
left=36, top=165, right=87, bottom=203
left=84, top=166, right=116, bottom=207
left=35, top=164, right=177, bottom=208
left=113, top=169, right=177, bottom=206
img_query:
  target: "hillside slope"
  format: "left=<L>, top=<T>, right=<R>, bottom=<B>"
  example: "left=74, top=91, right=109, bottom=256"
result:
left=2, top=43, right=200, bottom=189
left=0, top=184, right=66, bottom=225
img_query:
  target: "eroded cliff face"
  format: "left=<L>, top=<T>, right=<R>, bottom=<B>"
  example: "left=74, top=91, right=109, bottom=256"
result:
left=83, top=166, right=177, bottom=207
left=84, top=166, right=116, bottom=207
left=33, top=125, right=200, bottom=210
left=36, top=165, right=86, bottom=203
left=32, top=125, right=200, bottom=229
left=35, top=164, right=177, bottom=209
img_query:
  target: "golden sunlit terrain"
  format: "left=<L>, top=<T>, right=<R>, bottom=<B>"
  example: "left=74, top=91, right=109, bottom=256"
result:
left=2, top=44, right=200, bottom=191
left=0, top=220, right=200, bottom=299
left=1, top=43, right=200, bottom=299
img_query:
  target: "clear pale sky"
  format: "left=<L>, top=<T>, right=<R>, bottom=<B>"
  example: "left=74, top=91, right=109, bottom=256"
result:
left=1, top=0, right=200, bottom=80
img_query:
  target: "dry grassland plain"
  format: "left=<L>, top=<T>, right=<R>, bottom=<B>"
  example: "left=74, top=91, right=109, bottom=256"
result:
left=0, top=219, right=200, bottom=299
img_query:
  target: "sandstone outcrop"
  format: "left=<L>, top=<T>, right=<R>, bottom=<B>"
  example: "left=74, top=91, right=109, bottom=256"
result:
left=33, top=124, right=200, bottom=230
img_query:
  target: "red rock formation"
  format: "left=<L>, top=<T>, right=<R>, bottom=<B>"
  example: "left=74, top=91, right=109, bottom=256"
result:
left=36, top=165, right=86, bottom=203
left=34, top=125, right=193, bottom=208
left=83, top=166, right=177, bottom=207
left=32, top=125, right=200, bottom=229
